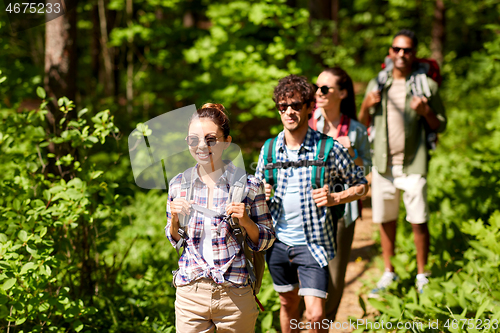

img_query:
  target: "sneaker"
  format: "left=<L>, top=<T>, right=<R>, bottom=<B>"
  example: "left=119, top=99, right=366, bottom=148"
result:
left=416, top=273, right=430, bottom=293
left=368, top=271, right=399, bottom=298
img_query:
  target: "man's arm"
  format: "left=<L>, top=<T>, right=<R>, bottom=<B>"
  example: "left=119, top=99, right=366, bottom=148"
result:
left=410, top=96, right=441, bottom=131
left=312, top=142, right=368, bottom=207
left=312, top=183, right=368, bottom=207
left=254, top=144, right=273, bottom=200
left=358, top=79, right=380, bottom=127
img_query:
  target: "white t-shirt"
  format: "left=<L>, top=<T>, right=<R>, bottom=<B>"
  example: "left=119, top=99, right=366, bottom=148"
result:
left=199, top=215, right=214, bottom=267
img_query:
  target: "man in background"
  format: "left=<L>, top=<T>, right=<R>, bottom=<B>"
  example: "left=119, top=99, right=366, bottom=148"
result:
left=359, top=29, right=447, bottom=296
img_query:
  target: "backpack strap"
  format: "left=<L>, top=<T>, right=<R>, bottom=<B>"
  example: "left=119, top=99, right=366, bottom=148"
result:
left=226, top=168, right=258, bottom=286
left=175, top=167, right=196, bottom=256
left=311, top=135, right=346, bottom=222
left=262, top=137, right=277, bottom=186
left=376, top=57, right=393, bottom=91
left=311, top=135, right=334, bottom=189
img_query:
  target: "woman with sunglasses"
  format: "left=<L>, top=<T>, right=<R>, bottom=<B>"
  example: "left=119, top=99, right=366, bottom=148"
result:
left=165, top=103, right=275, bottom=333
left=310, top=68, right=372, bottom=321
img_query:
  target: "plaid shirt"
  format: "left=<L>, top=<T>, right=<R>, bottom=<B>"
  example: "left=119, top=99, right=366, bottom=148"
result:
left=255, top=128, right=367, bottom=267
left=165, top=162, right=275, bottom=287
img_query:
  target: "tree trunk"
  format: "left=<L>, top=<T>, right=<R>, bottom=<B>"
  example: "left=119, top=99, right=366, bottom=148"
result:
left=98, top=0, right=115, bottom=96
left=126, top=0, right=133, bottom=114
left=45, top=3, right=77, bottom=111
left=431, top=0, right=445, bottom=66
left=44, top=0, right=78, bottom=179
left=91, top=5, right=101, bottom=88
left=308, top=0, right=331, bottom=20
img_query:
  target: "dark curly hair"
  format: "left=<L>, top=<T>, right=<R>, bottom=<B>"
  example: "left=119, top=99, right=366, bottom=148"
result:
left=321, top=67, right=357, bottom=121
left=273, top=74, right=315, bottom=108
left=393, top=29, right=418, bottom=49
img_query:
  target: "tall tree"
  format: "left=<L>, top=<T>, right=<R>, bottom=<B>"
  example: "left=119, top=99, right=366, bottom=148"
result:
left=431, top=0, right=445, bottom=66
left=98, top=0, right=115, bottom=96
left=44, top=3, right=77, bottom=111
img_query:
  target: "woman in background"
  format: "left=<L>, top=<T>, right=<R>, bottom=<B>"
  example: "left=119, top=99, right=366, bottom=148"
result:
left=310, top=67, right=372, bottom=321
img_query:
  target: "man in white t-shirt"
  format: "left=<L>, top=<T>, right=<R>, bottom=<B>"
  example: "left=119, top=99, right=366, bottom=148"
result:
left=359, top=29, right=447, bottom=295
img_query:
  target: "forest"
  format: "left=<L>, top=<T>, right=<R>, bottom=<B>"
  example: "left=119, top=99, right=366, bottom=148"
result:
left=1, top=0, right=500, bottom=332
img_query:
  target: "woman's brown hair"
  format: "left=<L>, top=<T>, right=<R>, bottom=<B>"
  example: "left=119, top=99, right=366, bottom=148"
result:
left=190, top=103, right=230, bottom=138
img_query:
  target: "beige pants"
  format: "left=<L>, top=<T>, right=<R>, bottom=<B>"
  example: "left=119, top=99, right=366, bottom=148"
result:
left=371, top=165, right=429, bottom=224
left=175, top=279, right=259, bottom=333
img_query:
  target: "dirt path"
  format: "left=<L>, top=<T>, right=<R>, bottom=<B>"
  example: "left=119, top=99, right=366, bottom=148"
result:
left=328, top=203, right=382, bottom=333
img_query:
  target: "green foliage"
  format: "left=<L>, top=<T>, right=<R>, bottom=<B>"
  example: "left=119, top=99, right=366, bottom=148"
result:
left=181, top=0, right=321, bottom=148
left=1, top=0, right=500, bottom=331
left=0, top=84, right=125, bottom=332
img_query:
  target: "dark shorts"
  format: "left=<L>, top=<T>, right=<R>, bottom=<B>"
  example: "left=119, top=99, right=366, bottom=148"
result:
left=266, top=240, right=329, bottom=299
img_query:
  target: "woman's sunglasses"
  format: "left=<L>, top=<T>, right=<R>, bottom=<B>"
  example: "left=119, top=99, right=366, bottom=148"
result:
left=185, top=134, right=223, bottom=147
left=313, top=84, right=333, bottom=95
left=276, top=101, right=305, bottom=113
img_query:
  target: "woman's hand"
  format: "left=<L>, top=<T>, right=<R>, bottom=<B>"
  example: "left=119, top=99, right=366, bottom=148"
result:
left=336, top=136, right=351, bottom=149
left=337, top=136, right=359, bottom=160
left=264, top=182, right=272, bottom=201
left=169, top=198, right=192, bottom=242
left=226, top=202, right=260, bottom=244
left=170, top=198, right=192, bottom=223
left=226, top=202, right=249, bottom=221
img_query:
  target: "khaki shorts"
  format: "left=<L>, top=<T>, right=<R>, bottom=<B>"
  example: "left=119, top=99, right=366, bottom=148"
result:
left=175, top=279, right=259, bottom=333
left=371, top=165, right=429, bottom=224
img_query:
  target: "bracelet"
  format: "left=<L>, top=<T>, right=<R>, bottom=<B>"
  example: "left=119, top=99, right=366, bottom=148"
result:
left=351, top=148, right=358, bottom=160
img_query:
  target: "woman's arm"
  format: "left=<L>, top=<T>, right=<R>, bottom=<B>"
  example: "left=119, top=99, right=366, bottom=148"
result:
left=226, top=202, right=260, bottom=244
left=231, top=178, right=275, bottom=251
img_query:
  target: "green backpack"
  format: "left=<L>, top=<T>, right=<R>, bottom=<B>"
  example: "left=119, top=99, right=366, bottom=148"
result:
left=262, top=134, right=345, bottom=221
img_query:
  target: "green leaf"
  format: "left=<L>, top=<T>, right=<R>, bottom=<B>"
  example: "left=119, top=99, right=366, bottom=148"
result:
left=2, top=278, right=16, bottom=291
left=15, top=317, right=27, bottom=325
left=18, top=230, right=28, bottom=242
left=86, top=136, right=99, bottom=143
left=91, top=171, right=103, bottom=179
left=368, top=298, right=388, bottom=313
left=38, top=302, right=50, bottom=312
left=73, top=319, right=84, bottom=332
left=13, top=199, right=21, bottom=211
left=36, top=87, right=46, bottom=99
left=78, top=108, right=89, bottom=118
left=261, top=311, right=273, bottom=331
left=475, top=299, right=490, bottom=320
left=359, top=295, right=367, bottom=316
left=20, top=262, right=36, bottom=275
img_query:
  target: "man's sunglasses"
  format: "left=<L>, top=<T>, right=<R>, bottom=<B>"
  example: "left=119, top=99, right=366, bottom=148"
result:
left=391, top=46, right=414, bottom=55
left=276, top=101, right=305, bottom=113
left=313, top=84, right=334, bottom=95
left=185, top=134, right=223, bottom=147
